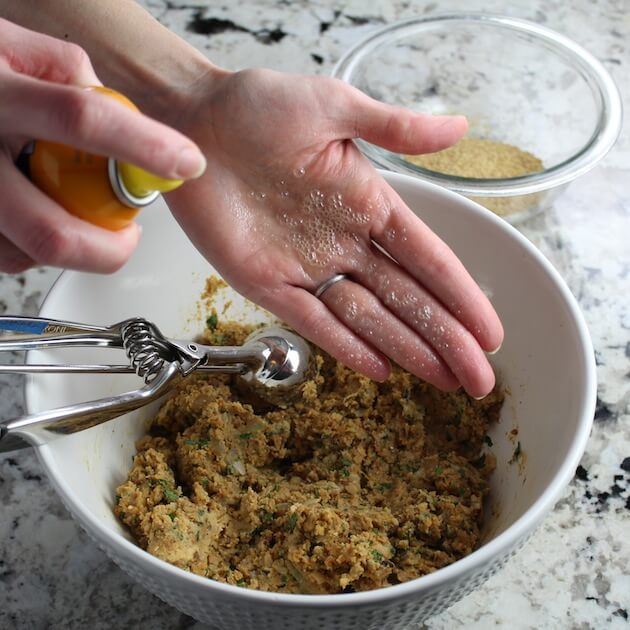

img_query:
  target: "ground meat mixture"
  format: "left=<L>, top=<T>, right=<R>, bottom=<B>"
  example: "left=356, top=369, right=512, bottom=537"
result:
left=115, top=320, right=503, bottom=594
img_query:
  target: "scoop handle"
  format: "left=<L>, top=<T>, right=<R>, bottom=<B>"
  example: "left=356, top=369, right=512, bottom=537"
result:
left=0, top=316, right=112, bottom=336
left=0, top=316, right=120, bottom=351
left=0, top=362, right=179, bottom=453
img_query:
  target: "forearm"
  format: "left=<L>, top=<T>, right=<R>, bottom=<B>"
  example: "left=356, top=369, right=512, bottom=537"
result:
left=0, top=0, right=222, bottom=125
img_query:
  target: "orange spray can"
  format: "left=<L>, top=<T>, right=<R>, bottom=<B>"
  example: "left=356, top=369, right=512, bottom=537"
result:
left=25, top=86, right=183, bottom=231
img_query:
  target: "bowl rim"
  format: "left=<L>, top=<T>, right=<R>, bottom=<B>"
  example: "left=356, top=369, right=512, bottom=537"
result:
left=29, top=172, right=596, bottom=608
left=332, top=13, right=623, bottom=197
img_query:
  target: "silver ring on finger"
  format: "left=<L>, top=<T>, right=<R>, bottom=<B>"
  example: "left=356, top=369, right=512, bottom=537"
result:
left=314, top=273, right=349, bottom=298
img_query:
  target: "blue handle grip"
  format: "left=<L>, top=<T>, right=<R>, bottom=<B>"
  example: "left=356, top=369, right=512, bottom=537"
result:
left=0, top=319, right=49, bottom=335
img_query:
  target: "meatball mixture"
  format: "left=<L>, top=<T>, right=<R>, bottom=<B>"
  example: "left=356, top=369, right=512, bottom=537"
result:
left=115, top=319, right=502, bottom=594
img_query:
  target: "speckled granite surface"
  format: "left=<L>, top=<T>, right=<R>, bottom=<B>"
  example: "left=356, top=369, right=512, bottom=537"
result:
left=1, top=1, right=629, bottom=628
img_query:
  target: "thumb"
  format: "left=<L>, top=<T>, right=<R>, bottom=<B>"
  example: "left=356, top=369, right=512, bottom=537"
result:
left=346, top=87, right=468, bottom=154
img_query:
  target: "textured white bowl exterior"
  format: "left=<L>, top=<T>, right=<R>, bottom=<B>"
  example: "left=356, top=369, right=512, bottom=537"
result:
left=26, top=172, right=595, bottom=629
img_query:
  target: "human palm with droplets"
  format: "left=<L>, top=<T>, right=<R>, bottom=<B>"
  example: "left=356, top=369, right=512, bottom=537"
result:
left=2, top=1, right=503, bottom=399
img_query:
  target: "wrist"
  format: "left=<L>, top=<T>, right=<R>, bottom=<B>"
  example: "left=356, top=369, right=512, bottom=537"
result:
left=109, top=41, right=229, bottom=130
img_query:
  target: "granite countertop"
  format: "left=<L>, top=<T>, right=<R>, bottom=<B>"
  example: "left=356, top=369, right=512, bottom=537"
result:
left=1, top=1, right=629, bottom=628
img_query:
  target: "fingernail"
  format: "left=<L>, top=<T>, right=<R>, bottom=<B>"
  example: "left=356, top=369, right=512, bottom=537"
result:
left=435, top=114, right=465, bottom=124
left=488, top=342, right=502, bottom=355
left=175, top=147, right=206, bottom=179
left=473, top=393, right=487, bottom=401
left=436, top=115, right=468, bottom=134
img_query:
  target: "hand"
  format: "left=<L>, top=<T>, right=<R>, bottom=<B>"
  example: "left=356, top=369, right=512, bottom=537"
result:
left=0, top=18, right=205, bottom=273
left=166, top=69, right=503, bottom=398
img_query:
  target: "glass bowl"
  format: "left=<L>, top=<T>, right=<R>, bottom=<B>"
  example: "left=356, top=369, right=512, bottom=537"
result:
left=333, top=14, right=622, bottom=223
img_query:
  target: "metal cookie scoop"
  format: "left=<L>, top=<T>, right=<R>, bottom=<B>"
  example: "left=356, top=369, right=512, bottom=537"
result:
left=0, top=316, right=311, bottom=452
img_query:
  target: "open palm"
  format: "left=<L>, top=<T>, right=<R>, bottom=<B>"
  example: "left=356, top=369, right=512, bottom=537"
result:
left=166, top=69, right=503, bottom=398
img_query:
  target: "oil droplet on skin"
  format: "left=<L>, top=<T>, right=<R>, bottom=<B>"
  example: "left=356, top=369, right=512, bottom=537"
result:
left=279, top=189, right=371, bottom=268
left=293, top=167, right=306, bottom=178
left=376, top=275, right=391, bottom=292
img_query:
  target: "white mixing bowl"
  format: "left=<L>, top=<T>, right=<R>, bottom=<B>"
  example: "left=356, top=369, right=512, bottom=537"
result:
left=26, top=171, right=595, bottom=629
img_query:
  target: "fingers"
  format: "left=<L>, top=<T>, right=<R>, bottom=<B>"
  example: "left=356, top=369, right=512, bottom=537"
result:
left=351, top=248, right=495, bottom=397
left=0, top=17, right=99, bottom=85
left=319, top=277, right=461, bottom=392
left=344, top=84, right=468, bottom=154
left=0, top=159, right=140, bottom=273
left=0, top=233, right=35, bottom=273
left=258, top=285, right=392, bottom=382
left=0, top=19, right=206, bottom=179
left=369, top=192, right=504, bottom=355
left=0, top=74, right=206, bottom=180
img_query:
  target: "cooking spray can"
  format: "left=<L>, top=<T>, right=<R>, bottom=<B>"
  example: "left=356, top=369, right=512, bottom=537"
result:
left=20, top=86, right=183, bottom=230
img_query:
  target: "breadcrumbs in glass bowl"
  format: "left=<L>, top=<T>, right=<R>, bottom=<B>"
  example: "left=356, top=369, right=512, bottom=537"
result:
left=333, top=14, right=622, bottom=223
